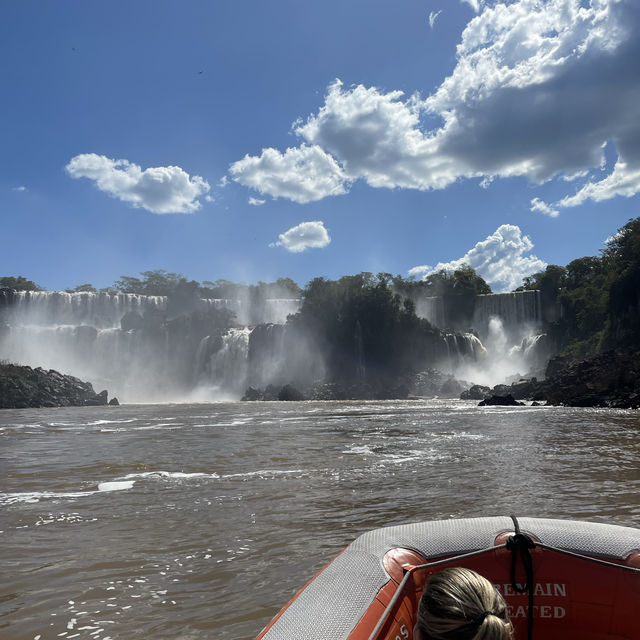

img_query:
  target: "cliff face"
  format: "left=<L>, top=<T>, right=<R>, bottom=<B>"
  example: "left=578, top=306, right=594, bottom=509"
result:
left=0, top=364, right=114, bottom=409
left=543, top=350, right=640, bottom=409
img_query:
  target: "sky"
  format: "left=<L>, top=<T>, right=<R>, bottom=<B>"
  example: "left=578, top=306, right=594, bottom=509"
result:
left=2, top=0, right=639, bottom=293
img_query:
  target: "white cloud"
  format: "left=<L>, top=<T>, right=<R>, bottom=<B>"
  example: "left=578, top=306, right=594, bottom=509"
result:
left=429, top=10, right=442, bottom=29
left=409, top=224, right=547, bottom=292
left=530, top=197, right=559, bottom=218
left=217, top=175, right=229, bottom=188
left=460, top=0, right=483, bottom=13
left=229, top=144, right=348, bottom=203
left=65, top=153, right=210, bottom=214
left=12, top=185, right=27, bottom=192
left=231, top=0, right=640, bottom=212
left=271, top=220, right=331, bottom=253
left=248, top=196, right=266, bottom=206
left=557, top=160, right=640, bottom=208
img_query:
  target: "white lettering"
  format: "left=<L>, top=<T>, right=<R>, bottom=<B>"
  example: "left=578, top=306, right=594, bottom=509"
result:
left=496, top=582, right=567, bottom=598
left=504, top=604, right=566, bottom=619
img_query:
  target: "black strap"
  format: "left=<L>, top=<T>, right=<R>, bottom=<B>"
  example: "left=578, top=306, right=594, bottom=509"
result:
left=506, top=515, right=536, bottom=640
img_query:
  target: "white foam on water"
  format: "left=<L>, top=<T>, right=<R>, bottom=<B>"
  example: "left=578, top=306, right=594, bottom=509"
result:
left=122, top=471, right=219, bottom=480
left=221, top=469, right=306, bottom=479
left=97, top=481, right=135, bottom=492
left=135, top=423, right=181, bottom=431
left=342, top=444, right=374, bottom=455
left=0, top=491, right=96, bottom=505
left=86, top=419, right=138, bottom=426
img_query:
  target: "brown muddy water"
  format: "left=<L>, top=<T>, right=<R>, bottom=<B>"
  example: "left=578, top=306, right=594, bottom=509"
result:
left=1, top=400, right=639, bottom=639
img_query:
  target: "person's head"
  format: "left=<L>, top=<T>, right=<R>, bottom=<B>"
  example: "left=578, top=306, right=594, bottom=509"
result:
left=413, top=567, right=513, bottom=640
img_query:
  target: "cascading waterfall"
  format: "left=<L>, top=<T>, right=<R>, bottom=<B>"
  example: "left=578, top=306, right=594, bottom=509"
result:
left=0, top=290, right=302, bottom=402
left=0, top=287, right=553, bottom=400
left=414, top=290, right=550, bottom=385
left=471, top=291, right=542, bottom=336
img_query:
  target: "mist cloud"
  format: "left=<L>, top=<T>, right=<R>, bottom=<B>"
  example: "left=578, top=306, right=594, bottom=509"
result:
left=66, top=153, right=210, bottom=214
left=230, top=0, right=640, bottom=213
left=409, top=224, right=547, bottom=292
left=271, top=220, right=331, bottom=253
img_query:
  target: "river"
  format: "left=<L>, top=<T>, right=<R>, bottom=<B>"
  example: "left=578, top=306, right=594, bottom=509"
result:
left=1, top=400, right=639, bottom=640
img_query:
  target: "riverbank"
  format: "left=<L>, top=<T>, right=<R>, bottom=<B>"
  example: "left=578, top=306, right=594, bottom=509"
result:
left=471, top=349, right=640, bottom=409
left=0, top=363, right=117, bottom=409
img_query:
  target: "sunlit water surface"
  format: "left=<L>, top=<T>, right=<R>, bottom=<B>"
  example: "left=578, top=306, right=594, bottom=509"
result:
left=1, top=400, right=639, bottom=639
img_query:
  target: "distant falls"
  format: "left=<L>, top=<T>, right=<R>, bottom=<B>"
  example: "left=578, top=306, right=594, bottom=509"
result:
left=0, top=290, right=304, bottom=402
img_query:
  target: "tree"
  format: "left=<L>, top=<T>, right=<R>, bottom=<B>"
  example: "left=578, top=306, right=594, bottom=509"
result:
left=65, top=283, right=97, bottom=293
left=0, top=276, right=42, bottom=291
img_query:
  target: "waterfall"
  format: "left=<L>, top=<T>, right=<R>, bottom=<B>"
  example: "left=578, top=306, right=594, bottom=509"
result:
left=1, top=290, right=167, bottom=328
left=471, top=291, right=542, bottom=336
left=414, top=296, right=446, bottom=328
left=207, top=328, right=252, bottom=394
left=440, top=332, right=487, bottom=372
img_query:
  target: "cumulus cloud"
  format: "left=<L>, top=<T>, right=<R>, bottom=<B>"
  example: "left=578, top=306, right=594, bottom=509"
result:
left=231, top=0, right=640, bottom=212
left=271, top=220, right=331, bottom=253
left=460, top=0, right=484, bottom=13
left=409, top=224, right=546, bottom=292
left=66, top=153, right=210, bottom=214
left=229, top=144, right=348, bottom=203
left=530, top=197, right=559, bottom=218
left=429, top=10, right=442, bottom=29
left=248, top=196, right=266, bottom=206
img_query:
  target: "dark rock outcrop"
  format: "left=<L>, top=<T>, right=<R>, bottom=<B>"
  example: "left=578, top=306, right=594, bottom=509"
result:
left=543, top=349, right=640, bottom=408
left=0, top=364, right=114, bottom=409
left=478, top=394, right=524, bottom=407
left=460, top=384, right=491, bottom=400
left=278, top=384, right=304, bottom=401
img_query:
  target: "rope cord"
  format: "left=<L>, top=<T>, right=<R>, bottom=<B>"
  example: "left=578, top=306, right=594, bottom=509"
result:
left=506, top=515, right=536, bottom=640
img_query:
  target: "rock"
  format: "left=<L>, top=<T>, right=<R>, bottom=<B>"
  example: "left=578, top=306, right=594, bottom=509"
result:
left=460, top=384, right=491, bottom=400
left=108, top=397, right=120, bottom=406
left=345, top=382, right=375, bottom=400
left=84, top=389, right=109, bottom=406
left=543, top=349, right=640, bottom=408
left=308, top=383, right=347, bottom=400
left=478, top=394, right=525, bottom=407
left=439, top=377, right=465, bottom=398
left=241, top=386, right=263, bottom=401
left=278, top=384, right=304, bottom=401
left=262, top=384, right=280, bottom=401
left=0, top=363, right=111, bottom=409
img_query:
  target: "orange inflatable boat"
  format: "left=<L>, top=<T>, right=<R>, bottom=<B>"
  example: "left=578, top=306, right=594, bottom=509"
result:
left=255, top=516, right=640, bottom=640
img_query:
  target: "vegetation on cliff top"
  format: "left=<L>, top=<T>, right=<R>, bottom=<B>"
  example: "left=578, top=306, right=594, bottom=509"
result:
left=517, top=216, right=640, bottom=360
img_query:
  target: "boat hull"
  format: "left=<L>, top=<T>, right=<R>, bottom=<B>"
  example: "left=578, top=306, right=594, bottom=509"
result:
left=255, top=516, right=640, bottom=640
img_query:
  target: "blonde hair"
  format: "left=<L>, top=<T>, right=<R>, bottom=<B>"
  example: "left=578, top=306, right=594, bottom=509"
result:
left=415, top=567, right=513, bottom=640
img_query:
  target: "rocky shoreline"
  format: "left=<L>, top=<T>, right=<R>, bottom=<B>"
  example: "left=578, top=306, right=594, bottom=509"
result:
left=0, top=363, right=118, bottom=409
left=241, top=350, right=640, bottom=409
left=2, top=350, right=638, bottom=410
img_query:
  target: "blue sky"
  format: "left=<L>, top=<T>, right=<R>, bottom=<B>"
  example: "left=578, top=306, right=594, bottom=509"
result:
left=2, top=0, right=639, bottom=293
